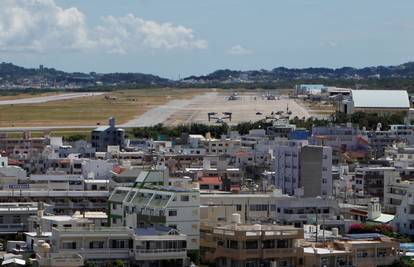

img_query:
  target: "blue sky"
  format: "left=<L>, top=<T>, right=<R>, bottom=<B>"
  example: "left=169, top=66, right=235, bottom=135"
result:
left=1, top=0, right=414, bottom=78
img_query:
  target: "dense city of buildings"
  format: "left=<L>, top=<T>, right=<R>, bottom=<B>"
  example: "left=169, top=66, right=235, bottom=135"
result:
left=1, top=86, right=414, bottom=266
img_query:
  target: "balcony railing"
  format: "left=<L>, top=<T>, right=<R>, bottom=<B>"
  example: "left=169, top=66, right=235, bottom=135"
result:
left=133, top=248, right=187, bottom=260
left=37, top=252, right=84, bottom=267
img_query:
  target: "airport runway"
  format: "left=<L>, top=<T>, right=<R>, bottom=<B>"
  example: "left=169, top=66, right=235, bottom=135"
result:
left=123, top=91, right=315, bottom=127
left=0, top=91, right=320, bottom=131
left=0, top=92, right=104, bottom=105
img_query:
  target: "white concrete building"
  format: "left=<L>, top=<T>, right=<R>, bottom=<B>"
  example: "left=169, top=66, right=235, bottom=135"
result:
left=200, top=192, right=346, bottom=231
left=37, top=226, right=188, bottom=267
left=108, top=186, right=200, bottom=251
left=274, top=140, right=332, bottom=197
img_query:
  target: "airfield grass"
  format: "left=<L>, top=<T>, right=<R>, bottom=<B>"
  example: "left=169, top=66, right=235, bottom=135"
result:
left=0, top=88, right=203, bottom=127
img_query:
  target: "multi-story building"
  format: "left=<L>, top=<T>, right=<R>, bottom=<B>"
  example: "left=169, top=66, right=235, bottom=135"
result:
left=200, top=219, right=305, bottom=267
left=0, top=190, right=108, bottom=215
left=0, top=131, right=48, bottom=159
left=200, top=193, right=346, bottom=231
left=0, top=202, right=52, bottom=235
left=91, top=117, right=125, bottom=152
left=354, top=166, right=397, bottom=200
left=300, top=145, right=333, bottom=197
left=334, top=233, right=400, bottom=267
left=383, top=173, right=410, bottom=214
left=311, top=125, right=370, bottom=163
left=274, top=140, right=332, bottom=197
left=274, top=140, right=307, bottom=196
left=206, top=136, right=241, bottom=155
left=108, top=186, right=200, bottom=251
left=303, top=233, right=400, bottom=267
left=37, top=226, right=188, bottom=267
left=393, top=184, right=414, bottom=235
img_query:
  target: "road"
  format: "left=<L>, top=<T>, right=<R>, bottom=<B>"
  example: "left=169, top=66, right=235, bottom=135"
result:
left=0, top=92, right=103, bottom=105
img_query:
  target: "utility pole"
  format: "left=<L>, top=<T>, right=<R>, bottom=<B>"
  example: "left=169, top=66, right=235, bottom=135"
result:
left=315, top=207, right=318, bottom=243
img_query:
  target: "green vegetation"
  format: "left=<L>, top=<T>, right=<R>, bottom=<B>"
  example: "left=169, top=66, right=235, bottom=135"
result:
left=130, top=120, right=278, bottom=139
left=333, top=111, right=406, bottom=130
left=129, top=110, right=406, bottom=141
left=63, top=133, right=88, bottom=142
left=391, top=259, right=414, bottom=267
left=349, top=223, right=412, bottom=242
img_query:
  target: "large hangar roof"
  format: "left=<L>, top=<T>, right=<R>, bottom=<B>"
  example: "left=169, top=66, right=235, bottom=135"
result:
left=351, top=90, right=409, bottom=109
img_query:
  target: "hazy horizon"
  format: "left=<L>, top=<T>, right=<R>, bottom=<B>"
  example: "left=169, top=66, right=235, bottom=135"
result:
left=1, top=0, right=414, bottom=79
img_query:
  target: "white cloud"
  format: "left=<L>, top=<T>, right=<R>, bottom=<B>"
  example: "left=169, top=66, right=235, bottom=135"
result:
left=227, top=45, right=253, bottom=55
left=0, top=0, right=92, bottom=52
left=95, top=14, right=208, bottom=54
left=0, top=0, right=207, bottom=54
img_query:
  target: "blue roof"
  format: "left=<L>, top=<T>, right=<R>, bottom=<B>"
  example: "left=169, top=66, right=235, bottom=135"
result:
left=135, top=225, right=175, bottom=236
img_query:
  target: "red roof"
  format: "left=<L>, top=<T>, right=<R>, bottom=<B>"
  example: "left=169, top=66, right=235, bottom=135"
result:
left=7, top=158, right=23, bottom=166
left=112, top=165, right=124, bottom=175
left=199, top=176, right=222, bottom=185
left=230, top=185, right=241, bottom=192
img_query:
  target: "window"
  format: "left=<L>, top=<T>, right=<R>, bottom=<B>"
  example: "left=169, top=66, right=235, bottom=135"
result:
left=12, top=216, right=21, bottom=224
left=89, top=241, right=104, bottom=249
left=236, top=205, right=242, bottom=211
left=227, top=240, right=238, bottom=249
left=276, top=240, right=288, bottom=248
left=168, top=210, right=178, bottom=217
left=181, top=195, right=189, bottom=202
left=62, top=242, right=77, bottom=249
left=357, top=250, right=368, bottom=258
left=245, top=240, right=258, bottom=249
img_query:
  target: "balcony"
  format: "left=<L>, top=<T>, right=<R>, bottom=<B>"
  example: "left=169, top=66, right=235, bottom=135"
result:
left=213, top=247, right=301, bottom=260
left=0, top=223, right=25, bottom=233
left=37, top=252, right=83, bottom=267
left=133, top=248, right=187, bottom=260
left=60, top=248, right=130, bottom=260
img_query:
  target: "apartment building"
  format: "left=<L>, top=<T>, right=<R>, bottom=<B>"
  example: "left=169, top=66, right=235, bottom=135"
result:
left=0, top=131, right=48, bottom=158
left=274, top=140, right=332, bottom=197
left=206, top=136, right=241, bottom=155
left=303, top=247, right=353, bottom=267
left=0, top=190, right=109, bottom=215
left=354, top=167, right=398, bottom=199
left=311, top=125, right=370, bottom=163
left=303, top=233, right=400, bottom=267
left=38, top=225, right=188, bottom=267
left=200, top=219, right=305, bottom=267
left=108, top=185, right=200, bottom=251
left=0, top=202, right=52, bottom=235
left=334, top=234, right=400, bottom=267
left=200, top=193, right=345, bottom=231
left=274, top=140, right=307, bottom=196
left=300, top=145, right=333, bottom=197
left=383, top=173, right=410, bottom=214
left=393, top=184, right=414, bottom=235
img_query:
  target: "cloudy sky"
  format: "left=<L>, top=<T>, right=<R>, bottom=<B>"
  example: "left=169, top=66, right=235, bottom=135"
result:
left=1, top=0, right=414, bottom=78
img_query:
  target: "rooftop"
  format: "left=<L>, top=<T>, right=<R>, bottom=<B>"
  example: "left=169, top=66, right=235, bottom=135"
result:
left=351, top=89, right=410, bottom=109
left=303, top=247, right=350, bottom=255
left=199, top=176, right=222, bottom=185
